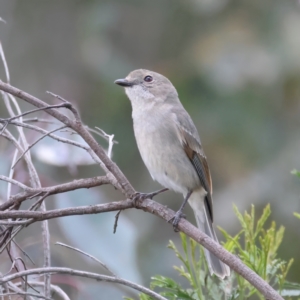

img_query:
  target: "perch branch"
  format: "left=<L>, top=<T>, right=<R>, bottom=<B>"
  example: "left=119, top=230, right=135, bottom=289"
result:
left=0, top=198, right=286, bottom=300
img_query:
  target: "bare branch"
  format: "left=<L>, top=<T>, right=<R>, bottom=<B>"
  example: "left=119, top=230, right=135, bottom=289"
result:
left=113, top=210, right=122, bottom=234
left=7, top=282, right=35, bottom=300
left=0, top=267, right=168, bottom=300
left=46, top=91, right=81, bottom=121
left=55, top=242, right=116, bottom=276
left=0, top=175, right=32, bottom=192
left=0, top=175, right=111, bottom=211
left=4, top=92, right=51, bottom=297
left=0, top=198, right=285, bottom=300
left=0, top=42, right=10, bottom=82
left=0, top=291, right=51, bottom=300
left=14, top=281, right=70, bottom=300
left=95, top=127, right=115, bottom=159
left=12, top=125, right=67, bottom=169
left=0, top=103, right=73, bottom=127
left=23, top=117, right=56, bottom=124
left=0, top=220, right=31, bottom=225
left=0, top=199, right=131, bottom=221
left=87, top=126, right=118, bottom=144
left=0, top=76, right=285, bottom=300
left=0, top=80, right=135, bottom=197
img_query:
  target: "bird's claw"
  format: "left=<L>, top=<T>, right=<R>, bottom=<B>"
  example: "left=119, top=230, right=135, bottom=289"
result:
left=169, top=210, right=186, bottom=232
left=132, top=188, right=168, bottom=207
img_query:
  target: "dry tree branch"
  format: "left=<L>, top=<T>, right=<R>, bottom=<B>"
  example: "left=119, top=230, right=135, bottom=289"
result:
left=1, top=72, right=51, bottom=296
left=11, top=125, right=67, bottom=169
left=0, top=80, right=135, bottom=196
left=14, top=281, right=70, bottom=300
left=0, top=42, right=10, bottom=82
left=0, top=175, right=111, bottom=211
left=0, top=103, right=71, bottom=133
left=0, top=81, right=285, bottom=300
left=0, top=119, right=83, bottom=148
left=55, top=242, right=116, bottom=276
left=0, top=291, right=51, bottom=300
left=0, top=119, right=106, bottom=169
left=0, top=175, right=32, bottom=192
left=7, top=281, right=35, bottom=300
left=0, top=197, right=286, bottom=300
left=0, top=267, right=167, bottom=300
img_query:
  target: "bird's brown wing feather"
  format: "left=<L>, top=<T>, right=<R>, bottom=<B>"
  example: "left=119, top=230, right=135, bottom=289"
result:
left=172, top=108, right=214, bottom=221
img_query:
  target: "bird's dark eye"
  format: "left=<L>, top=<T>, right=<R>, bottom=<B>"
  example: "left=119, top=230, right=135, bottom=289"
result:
left=144, top=75, right=153, bottom=82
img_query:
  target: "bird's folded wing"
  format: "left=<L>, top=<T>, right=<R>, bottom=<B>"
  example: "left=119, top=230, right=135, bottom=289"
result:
left=172, top=109, right=214, bottom=220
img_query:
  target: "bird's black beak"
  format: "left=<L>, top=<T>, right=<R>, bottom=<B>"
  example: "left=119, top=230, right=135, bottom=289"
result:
left=114, top=78, right=134, bottom=87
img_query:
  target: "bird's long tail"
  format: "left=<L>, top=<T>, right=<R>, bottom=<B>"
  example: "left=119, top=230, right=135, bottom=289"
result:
left=188, top=191, right=230, bottom=279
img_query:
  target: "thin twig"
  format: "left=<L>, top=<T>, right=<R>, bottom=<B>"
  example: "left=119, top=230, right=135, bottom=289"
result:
left=0, top=267, right=167, bottom=300
left=95, top=127, right=115, bottom=159
left=113, top=210, right=122, bottom=234
left=14, top=281, right=70, bottom=300
left=2, top=89, right=51, bottom=297
left=0, top=175, right=31, bottom=191
left=7, top=282, right=35, bottom=300
left=11, top=241, right=35, bottom=266
left=0, top=220, right=32, bottom=225
left=22, top=117, right=56, bottom=124
left=27, top=192, right=50, bottom=212
left=46, top=91, right=67, bottom=103
left=55, top=242, right=116, bottom=276
left=0, top=175, right=110, bottom=211
left=0, top=80, right=135, bottom=196
left=87, top=126, right=118, bottom=144
left=0, top=291, right=51, bottom=300
left=12, top=125, right=67, bottom=169
left=0, top=199, right=134, bottom=221
left=1, top=103, right=73, bottom=125
left=46, top=91, right=81, bottom=121
left=0, top=42, right=10, bottom=82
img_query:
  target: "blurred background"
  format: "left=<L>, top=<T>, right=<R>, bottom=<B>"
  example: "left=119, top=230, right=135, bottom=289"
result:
left=0, top=0, right=300, bottom=298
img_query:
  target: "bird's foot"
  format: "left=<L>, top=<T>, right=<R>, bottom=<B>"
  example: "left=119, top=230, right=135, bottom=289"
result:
left=132, top=188, right=168, bottom=206
left=169, top=210, right=186, bottom=232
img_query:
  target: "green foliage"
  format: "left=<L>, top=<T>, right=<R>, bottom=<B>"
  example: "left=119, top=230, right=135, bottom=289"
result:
left=292, top=169, right=300, bottom=221
left=222, top=204, right=295, bottom=299
left=294, top=212, right=300, bottom=220
left=291, top=169, right=300, bottom=178
left=125, top=204, right=299, bottom=300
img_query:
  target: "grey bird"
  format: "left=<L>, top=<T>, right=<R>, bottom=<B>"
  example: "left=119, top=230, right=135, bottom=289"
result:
left=114, top=69, right=230, bottom=279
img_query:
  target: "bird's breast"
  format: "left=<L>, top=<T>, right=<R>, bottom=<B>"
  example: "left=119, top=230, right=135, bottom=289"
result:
left=132, top=114, right=200, bottom=194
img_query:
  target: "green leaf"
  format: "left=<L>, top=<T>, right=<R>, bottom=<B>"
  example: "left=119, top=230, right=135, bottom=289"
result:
left=180, top=232, right=188, bottom=254
left=291, top=169, right=300, bottom=178
left=168, top=240, right=187, bottom=268
left=272, top=225, right=285, bottom=256
left=255, top=204, right=271, bottom=238
left=142, top=204, right=295, bottom=300
left=150, top=275, right=194, bottom=300
left=219, top=227, right=243, bottom=253
left=150, top=275, right=177, bottom=289
left=233, top=204, right=247, bottom=231
left=294, top=212, right=300, bottom=219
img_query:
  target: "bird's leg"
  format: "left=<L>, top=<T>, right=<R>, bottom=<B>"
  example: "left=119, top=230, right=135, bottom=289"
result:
left=169, top=191, right=193, bottom=232
left=132, top=188, right=169, bottom=206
